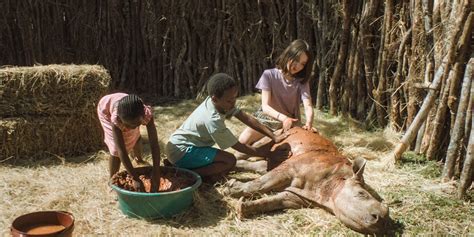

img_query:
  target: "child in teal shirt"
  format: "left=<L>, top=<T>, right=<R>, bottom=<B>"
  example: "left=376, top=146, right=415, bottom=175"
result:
left=166, top=73, right=288, bottom=183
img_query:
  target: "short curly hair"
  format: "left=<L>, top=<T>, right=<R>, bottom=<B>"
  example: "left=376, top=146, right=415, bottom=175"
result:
left=117, top=94, right=144, bottom=121
left=207, top=73, right=236, bottom=98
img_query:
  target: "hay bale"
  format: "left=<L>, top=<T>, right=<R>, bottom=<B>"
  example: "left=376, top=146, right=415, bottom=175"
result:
left=0, top=64, right=110, bottom=160
left=0, top=64, right=110, bottom=117
left=1, top=115, right=104, bottom=160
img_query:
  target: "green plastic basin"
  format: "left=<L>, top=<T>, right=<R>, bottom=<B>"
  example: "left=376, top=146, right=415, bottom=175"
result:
left=111, top=166, right=202, bottom=219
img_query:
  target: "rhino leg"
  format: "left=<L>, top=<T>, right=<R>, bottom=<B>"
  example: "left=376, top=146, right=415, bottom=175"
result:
left=237, top=191, right=307, bottom=218
left=235, top=159, right=268, bottom=174
left=226, top=170, right=291, bottom=197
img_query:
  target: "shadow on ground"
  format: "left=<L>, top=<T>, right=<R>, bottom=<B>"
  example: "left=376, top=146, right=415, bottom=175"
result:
left=148, top=183, right=230, bottom=228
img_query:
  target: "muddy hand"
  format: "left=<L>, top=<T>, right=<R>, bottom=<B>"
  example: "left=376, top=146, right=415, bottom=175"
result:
left=132, top=178, right=145, bottom=192
left=271, top=145, right=291, bottom=160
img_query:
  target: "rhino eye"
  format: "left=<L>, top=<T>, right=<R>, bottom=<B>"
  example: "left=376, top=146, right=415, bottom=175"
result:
left=357, top=191, right=368, bottom=198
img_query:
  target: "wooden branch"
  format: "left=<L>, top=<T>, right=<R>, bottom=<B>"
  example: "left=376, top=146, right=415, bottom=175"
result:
left=393, top=0, right=470, bottom=163
left=329, top=0, right=351, bottom=115
left=426, top=6, right=472, bottom=160
left=443, top=58, right=473, bottom=181
left=360, top=0, right=380, bottom=114
left=373, top=0, right=393, bottom=127
left=458, top=79, right=474, bottom=198
left=390, top=27, right=412, bottom=131
left=392, top=58, right=446, bottom=162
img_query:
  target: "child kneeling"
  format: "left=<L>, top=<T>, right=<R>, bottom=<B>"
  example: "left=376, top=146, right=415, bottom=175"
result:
left=166, top=73, right=289, bottom=183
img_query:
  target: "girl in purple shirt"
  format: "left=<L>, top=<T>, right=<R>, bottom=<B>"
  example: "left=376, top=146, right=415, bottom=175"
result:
left=239, top=39, right=315, bottom=146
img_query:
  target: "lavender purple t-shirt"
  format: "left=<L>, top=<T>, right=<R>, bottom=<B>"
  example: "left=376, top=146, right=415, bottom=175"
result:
left=255, top=68, right=311, bottom=120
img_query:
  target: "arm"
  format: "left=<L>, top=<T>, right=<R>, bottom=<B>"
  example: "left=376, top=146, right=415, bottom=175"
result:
left=261, top=90, right=284, bottom=121
left=261, top=90, right=298, bottom=130
left=146, top=119, right=162, bottom=192
left=231, top=135, right=290, bottom=159
left=231, top=141, right=270, bottom=158
left=146, top=120, right=161, bottom=168
left=302, top=98, right=314, bottom=129
left=112, top=125, right=139, bottom=178
left=234, top=110, right=286, bottom=143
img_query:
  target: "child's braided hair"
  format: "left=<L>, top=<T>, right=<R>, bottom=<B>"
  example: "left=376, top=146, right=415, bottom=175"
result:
left=117, top=94, right=145, bottom=121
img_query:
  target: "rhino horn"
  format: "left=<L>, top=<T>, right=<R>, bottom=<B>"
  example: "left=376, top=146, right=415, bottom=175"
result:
left=352, top=157, right=367, bottom=182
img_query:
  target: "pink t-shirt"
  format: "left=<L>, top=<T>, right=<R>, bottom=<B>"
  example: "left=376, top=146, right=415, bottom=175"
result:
left=97, top=93, right=153, bottom=156
left=256, top=68, right=311, bottom=120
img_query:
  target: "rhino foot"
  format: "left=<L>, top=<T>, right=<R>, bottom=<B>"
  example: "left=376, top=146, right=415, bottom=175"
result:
left=222, top=179, right=247, bottom=197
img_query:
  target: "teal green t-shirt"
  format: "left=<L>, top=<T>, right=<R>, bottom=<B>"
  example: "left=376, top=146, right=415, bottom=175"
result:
left=166, top=97, right=240, bottom=163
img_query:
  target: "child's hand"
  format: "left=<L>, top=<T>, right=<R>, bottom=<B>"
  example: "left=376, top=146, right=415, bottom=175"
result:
left=282, top=117, right=298, bottom=131
left=269, top=144, right=292, bottom=160
left=273, top=132, right=289, bottom=143
left=302, top=124, right=318, bottom=133
left=132, top=178, right=145, bottom=192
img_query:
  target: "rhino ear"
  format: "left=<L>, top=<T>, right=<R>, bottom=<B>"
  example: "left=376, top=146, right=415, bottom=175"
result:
left=352, top=157, right=367, bottom=182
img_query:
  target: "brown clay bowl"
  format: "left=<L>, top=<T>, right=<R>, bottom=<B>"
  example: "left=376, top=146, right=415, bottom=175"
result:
left=11, top=211, right=74, bottom=237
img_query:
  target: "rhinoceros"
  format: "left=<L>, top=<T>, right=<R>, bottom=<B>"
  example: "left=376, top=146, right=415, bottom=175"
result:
left=226, top=127, right=391, bottom=234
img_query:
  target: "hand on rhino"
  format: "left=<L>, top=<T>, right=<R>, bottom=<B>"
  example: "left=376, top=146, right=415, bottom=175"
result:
left=272, top=131, right=289, bottom=143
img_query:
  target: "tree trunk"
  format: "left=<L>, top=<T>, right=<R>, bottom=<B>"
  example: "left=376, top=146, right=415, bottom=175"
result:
left=360, top=0, right=380, bottom=120
left=373, top=0, right=393, bottom=127
left=315, top=0, right=328, bottom=110
left=448, top=12, right=474, bottom=129
left=420, top=89, right=437, bottom=154
left=390, top=28, right=412, bottom=131
left=460, top=78, right=474, bottom=175
left=342, top=17, right=360, bottom=117
left=458, top=95, right=474, bottom=199
left=426, top=8, right=472, bottom=160
left=393, top=59, right=447, bottom=162
left=443, top=58, right=473, bottom=181
left=426, top=69, right=455, bottom=160
left=406, top=0, right=426, bottom=130
left=393, top=0, right=470, bottom=162
left=329, top=0, right=351, bottom=115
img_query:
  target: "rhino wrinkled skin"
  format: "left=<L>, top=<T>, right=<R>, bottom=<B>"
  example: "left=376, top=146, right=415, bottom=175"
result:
left=226, top=127, right=391, bottom=234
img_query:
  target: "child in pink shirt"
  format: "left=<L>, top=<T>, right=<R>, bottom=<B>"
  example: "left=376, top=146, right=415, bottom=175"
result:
left=97, top=93, right=161, bottom=192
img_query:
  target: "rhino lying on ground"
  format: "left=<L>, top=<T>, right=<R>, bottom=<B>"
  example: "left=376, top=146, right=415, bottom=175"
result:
left=226, top=127, right=391, bottom=234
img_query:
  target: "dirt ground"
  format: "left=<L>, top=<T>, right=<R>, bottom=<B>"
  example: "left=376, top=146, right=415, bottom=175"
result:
left=1, top=94, right=472, bottom=235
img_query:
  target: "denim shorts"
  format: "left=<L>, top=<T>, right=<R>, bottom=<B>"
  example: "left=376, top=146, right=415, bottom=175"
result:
left=174, top=146, right=218, bottom=169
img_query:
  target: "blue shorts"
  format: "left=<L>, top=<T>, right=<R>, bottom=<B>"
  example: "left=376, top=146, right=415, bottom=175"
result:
left=175, top=146, right=218, bottom=169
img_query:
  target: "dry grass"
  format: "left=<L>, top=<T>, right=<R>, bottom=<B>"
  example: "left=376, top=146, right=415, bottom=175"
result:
left=1, top=94, right=472, bottom=236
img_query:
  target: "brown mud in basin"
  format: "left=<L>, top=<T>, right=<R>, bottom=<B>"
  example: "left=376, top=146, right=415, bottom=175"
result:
left=111, top=167, right=195, bottom=193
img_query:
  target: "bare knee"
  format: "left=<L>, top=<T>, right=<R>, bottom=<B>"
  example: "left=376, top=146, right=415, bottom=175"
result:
left=239, top=128, right=264, bottom=145
left=223, top=152, right=237, bottom=170
left=238, top=128, right=253, bottom=144
left=215, top=151, right=237, bottom=170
